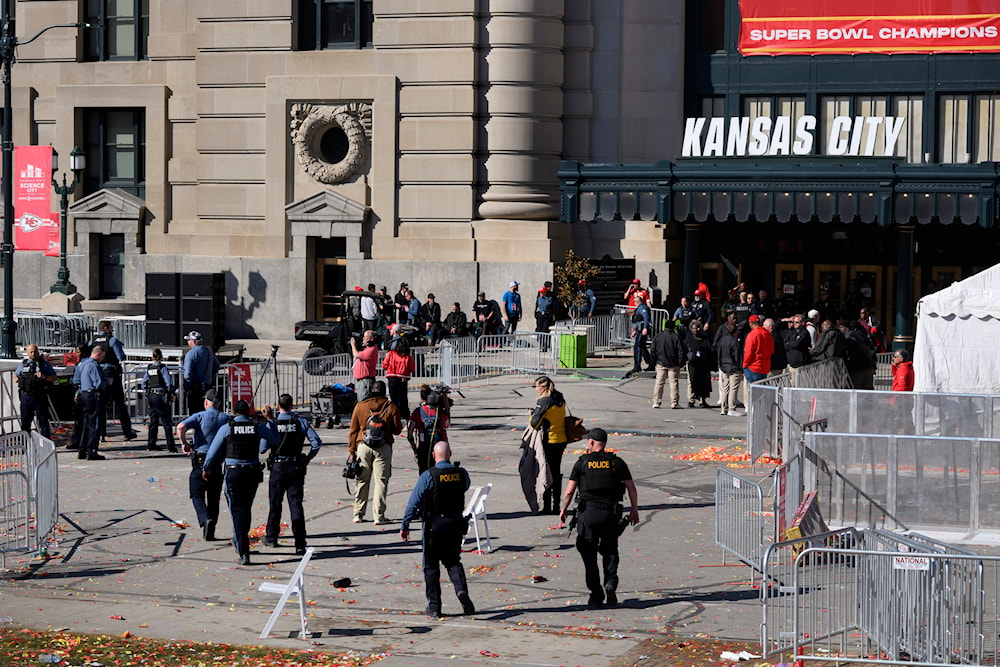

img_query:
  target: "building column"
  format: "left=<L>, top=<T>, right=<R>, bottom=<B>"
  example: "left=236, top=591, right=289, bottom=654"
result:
left=474, top=0, right=564, bottom=261
left=893, top=225, right=915, bottom=348
left=683, top=222, right=701, bottom=297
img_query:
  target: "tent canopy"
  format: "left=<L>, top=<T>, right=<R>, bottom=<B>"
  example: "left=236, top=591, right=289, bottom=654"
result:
left=913, top=265, right=1000, bottom=394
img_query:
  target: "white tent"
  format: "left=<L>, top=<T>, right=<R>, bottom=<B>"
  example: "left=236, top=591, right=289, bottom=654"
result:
left=913, top=264, right=1000, bottom=394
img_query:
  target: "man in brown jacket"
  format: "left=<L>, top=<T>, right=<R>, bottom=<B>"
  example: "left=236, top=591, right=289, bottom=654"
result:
left=348, top=380, right=403, bottom=524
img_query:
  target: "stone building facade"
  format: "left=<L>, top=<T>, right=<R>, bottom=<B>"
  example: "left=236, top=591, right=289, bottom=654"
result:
left=7, top=1, right=683, bottom=339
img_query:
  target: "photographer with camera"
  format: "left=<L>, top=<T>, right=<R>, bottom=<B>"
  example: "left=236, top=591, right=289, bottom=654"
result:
left=350, top=329, right=379, bottom=401
left=558, top=428, right=639, bottom=609
left=15, top=344, right=57, bottom=439
left=261, top=393, right=323, bottom=555
left=348, top=380, right=403, bottom=525
left=408, top=384, right=452, bottom=473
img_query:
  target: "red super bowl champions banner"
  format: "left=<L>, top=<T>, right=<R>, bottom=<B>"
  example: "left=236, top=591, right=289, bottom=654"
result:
left=13, top=145, right=57, bottom=254
left=739, top=0, right=1000, bottom=55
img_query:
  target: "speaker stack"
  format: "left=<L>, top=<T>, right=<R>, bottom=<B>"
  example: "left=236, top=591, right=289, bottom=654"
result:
left=145, top=272, right=225, bottom=348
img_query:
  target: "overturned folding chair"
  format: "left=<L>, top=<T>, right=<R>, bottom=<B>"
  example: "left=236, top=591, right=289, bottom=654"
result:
left=463, top=483, right=493, bottom=552
left=258, top=547, right=315, bottom=639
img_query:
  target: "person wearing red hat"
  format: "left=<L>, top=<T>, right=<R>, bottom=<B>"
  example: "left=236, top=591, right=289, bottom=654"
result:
left=535, top=283, right=555, bottom=338
left=624, top=279, right=649, bottom=312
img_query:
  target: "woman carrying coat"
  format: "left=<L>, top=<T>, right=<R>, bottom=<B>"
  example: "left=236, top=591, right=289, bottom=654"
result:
left=528, top=375, right=567, bottom=515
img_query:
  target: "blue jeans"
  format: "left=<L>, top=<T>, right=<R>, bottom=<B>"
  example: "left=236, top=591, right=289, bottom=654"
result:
left=743, top=369, right=766, bottom=384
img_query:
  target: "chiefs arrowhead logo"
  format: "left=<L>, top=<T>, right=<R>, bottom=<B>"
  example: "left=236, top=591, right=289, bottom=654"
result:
left=18, top=212, right=45, bottom=232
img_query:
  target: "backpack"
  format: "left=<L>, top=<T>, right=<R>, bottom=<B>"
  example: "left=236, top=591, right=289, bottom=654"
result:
left=418, top=405, right=444, bottom=446
left=363, top=403, right=391, bottom=446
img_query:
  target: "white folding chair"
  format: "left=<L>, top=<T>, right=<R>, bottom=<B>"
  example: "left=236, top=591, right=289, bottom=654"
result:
left=463, top=482, right=492, bottom=552
left=258, top=547, right=315, bottom=639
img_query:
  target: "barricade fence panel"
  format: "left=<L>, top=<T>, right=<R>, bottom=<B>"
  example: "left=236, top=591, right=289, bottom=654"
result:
left=748, top=384, right=780, bottom=461
left=30, top=432, right=58, bottom=548
left=0, top=431, right=57, bottom=568
left=715, top=468, right=770, bottom=571
left=803, top=432, right=1000, bottom=535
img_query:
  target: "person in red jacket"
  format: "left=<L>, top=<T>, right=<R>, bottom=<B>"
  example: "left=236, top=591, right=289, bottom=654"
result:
left=742, top=315, right=773, bottom=384
left=891, top=349, right=914, bottom=391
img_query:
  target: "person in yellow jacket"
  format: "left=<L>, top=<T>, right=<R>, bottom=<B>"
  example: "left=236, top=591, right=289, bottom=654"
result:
left=528, top=375, right=568, bottom=515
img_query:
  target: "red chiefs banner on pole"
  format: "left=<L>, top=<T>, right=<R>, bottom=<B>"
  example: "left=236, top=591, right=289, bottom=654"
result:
left=13, top=145, right=55, bottom=252
left=739, top=0, right=1000, bottom=55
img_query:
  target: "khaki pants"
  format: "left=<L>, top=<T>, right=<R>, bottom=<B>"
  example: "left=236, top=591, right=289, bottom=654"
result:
left=653, top=365, right=680, bottom=407
left=720, top=371, right=743, bottom=414
left=353, top=442, right=393, bottom=522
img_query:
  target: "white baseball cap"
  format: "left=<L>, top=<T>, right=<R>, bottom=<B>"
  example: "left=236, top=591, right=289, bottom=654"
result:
left=510, top=281, right=519, bottom=287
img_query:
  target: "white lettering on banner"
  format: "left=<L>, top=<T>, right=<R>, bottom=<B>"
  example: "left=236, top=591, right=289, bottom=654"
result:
left=681, top=115, right=905, bottom=158
left=893, top=555, right=931, bottom=571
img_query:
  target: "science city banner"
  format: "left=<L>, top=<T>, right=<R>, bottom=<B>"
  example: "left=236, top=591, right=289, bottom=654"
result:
left=13, top=145, right=56, bottom=254
left=739, top=0, right=1000, bottom=55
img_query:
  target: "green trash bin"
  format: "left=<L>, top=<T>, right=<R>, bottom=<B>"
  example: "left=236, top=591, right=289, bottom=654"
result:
left=558, top=333, right=587, bottom=368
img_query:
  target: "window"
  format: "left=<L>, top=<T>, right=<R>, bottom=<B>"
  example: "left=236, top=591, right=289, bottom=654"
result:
left=743, top=96, right=807, bottom=127
left=820, top=95, right=923, bottom=162
left=98, top=233, right=125, bottom=299
left=297, top=0, right=373, bottom=50
left=82, top=109, right=145, bottom=199
left=942, top=93, right=1000, bottom=163
left=85, top=0, right=149, bottom=61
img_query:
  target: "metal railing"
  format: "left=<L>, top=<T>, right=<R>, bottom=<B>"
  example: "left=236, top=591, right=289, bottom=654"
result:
left=14, top=312, right=96, bottom=348
left=715, top=468, right=770, bottom=571
left=0, top=431, right=58, bottom=568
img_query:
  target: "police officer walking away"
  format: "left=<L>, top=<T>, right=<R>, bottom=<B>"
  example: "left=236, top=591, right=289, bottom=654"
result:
left=400, top=441, right=476, bottom=618
left=559, top=428, right=639, bottom=608
left=15, top=344, right=57, bottom=438
left=176, top=389, right=231, bottom=541
left=203, top=400, right=278, bottom=565
left=90, top=320, right=139, bottom=441
left=182, top=330, right=221, bottom=417
left=142, top=348, right=177, bottom=452
left=75, top=346, right=110, bottom=460
left=261, top=393, right=323, bottom=555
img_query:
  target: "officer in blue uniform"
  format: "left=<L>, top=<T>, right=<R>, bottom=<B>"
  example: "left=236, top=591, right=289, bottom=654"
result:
left=15, top=344, right=57, bottom=438
left=203, top=400, right=278, bottom=565
left=75, top=346, right=110, bottom=460
left=69, top=344, right=92, bottom=451
left=182, top=331, right=221, bottom=417
left=260, top=393, right=323, bottom=555
left=400, top=441, right=476, bottom=618
left=142, top=348, right=177, bottom=452
left=176, top=389, right=230, bottom=541
left=89, top=320, right=138, bottom=441
left=559, top=428, right=639, bottom=608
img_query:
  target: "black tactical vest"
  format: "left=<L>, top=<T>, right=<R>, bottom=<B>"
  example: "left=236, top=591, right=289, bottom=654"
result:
left=224, top=421, right=259, bottom=460
left=275, top=416, right=306, bottom=457
left=578, top=452, right=624, bottom=502
left=429, top=466, right=466, bottom=518
left=146, top=362, right=166, bottom=389
left=92, top=332, right=120, bottom=366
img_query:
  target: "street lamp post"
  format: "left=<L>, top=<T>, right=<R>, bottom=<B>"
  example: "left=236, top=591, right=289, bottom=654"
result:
left=49, top=146, right=85, bottom=295
left=0, top=3, right=85, bottom=357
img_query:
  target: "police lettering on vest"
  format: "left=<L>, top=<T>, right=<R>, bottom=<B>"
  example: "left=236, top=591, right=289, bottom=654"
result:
left=225, top=422, right=260, bottom=460
left=428, top=466, right=465, bottom=518
left=577, top=452, right=624, bottom=501
left=275, top=417, right=306, bottom=457
left=92, top=332, right=120, bottom=367
left=146, top=363, right=166, bottom=390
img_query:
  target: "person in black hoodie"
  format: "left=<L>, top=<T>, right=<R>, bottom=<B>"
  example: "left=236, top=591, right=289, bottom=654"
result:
left=715, top=319, right=743, bottom=416
left=651, top=322, right=686, bottom=409
left=840, top=320, right=876, bottom=390
left=782, top=314, right=812, bottom=368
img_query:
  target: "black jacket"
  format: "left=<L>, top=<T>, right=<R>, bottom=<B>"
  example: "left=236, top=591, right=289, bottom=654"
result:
left=770, top=327, right=788, bottom=372
left=811, top=328, right=846, bottom=362
left=714, top=329, right=742, bottom=374
left=783, top=327, right=812, bottom=367
left=651, top=329, right=685, bottom=368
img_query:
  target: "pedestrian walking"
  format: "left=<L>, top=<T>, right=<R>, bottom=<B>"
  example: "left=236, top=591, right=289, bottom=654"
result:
left=176, top=389, right=231, bottom=541
left=558, top=428, right=639, bottom=608
left=348, top=380, right=403, bottom=524
left=528, top=375, right=567, bottom=515
left=400, top=441, right=477, bottom=618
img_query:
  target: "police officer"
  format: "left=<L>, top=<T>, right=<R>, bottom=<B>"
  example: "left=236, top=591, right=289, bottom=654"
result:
left=182, top=330, right=221, bottom=417
left=261, top=393, right=323, bottom=555
left=176, top=389, right=231, bottom=541
left=89, top=320, right=139, bottom=441
left=15, top=344, right=57, bottom=438
left=75, top=346, right=110, bottom=460
left=68, top=344, right=92, bottom=451
left=203, top=400, right=278, bottom=565
left=559, top=428, right=639, bottom=608
left=400, top=441, right=476, bottom=618
left=142, top=348, right=177, bottom=452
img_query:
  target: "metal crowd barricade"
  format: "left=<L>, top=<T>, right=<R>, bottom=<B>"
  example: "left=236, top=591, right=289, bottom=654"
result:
left=553, top=314, right=615, bottom=352
left=748, top=384, right=781, bottom=461
left=780, top=538, right=999, bottom=667
left=874, top=352, right=894, bottom=390
left=108, top=317, right=146, bottom=349
left=715, top=468, right=770, bottom=571
left=14, top=312, right=96, bottom=348
left=0, top=430, right=58, bottom=568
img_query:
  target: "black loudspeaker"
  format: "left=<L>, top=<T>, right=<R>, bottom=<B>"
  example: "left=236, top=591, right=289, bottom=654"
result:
left=180, top=273, right=225, bottom=349
left=146, top=321, right=181, bottom=347
left=146, top=272, right=178, bottom=298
